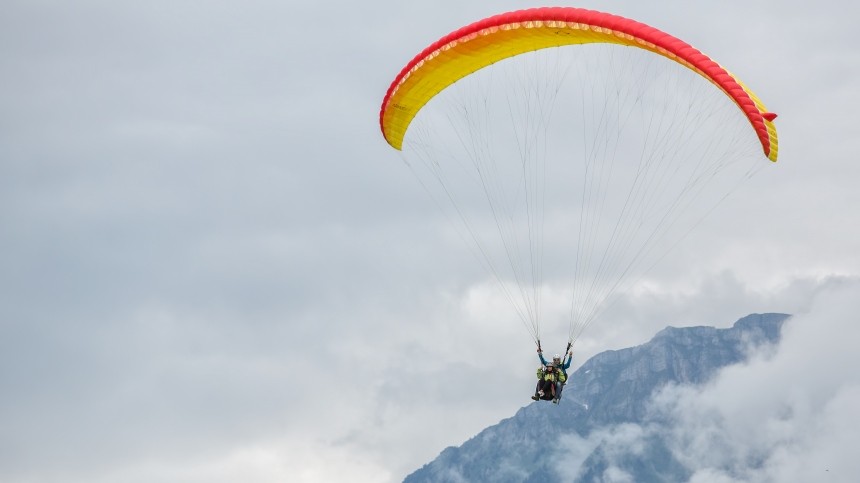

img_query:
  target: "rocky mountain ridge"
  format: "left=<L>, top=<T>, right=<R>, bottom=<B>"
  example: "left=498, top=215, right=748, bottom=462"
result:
left=405, top=313, right=790, bottom=482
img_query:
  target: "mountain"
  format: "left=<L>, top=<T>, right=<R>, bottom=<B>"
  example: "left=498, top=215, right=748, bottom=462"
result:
left=404, top=313, right=790, bottom=483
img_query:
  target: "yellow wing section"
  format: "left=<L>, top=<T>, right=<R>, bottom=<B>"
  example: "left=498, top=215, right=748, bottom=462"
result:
left=382, top=22, right=640, bottom=150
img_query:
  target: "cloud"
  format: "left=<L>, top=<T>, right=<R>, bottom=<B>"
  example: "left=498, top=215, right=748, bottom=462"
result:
left=555, top=424, right=648, bottom=481
left=549, top=278, right=860, bottom=482
left=650, top=277, right=860, bottom=482
left=1, top=1, right=859, bottom=482
left=80, top=438, right=393, bottom=483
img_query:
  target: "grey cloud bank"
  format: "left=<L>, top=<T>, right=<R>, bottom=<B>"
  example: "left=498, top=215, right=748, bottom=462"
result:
left=1, top=0, right=859, bottom=481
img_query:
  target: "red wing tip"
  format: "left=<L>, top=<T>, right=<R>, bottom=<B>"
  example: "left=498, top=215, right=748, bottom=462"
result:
left=762, top=112, right=778, bottom=122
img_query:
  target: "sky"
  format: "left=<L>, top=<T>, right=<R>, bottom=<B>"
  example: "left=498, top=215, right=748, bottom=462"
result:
left=1, top=1, right=859, bottom=482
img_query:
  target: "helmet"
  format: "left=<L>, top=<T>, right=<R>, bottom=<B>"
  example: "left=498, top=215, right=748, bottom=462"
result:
left=553, top=354, right=561, bottom=361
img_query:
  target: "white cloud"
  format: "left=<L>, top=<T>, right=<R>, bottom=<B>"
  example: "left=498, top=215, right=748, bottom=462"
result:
left=550, top=279, right=860, bottom=482
left=555, top=423, right=649, bottom=481
left=652, top=278, right=860, bottom=482
left=88, top=439, right=393, bottom=483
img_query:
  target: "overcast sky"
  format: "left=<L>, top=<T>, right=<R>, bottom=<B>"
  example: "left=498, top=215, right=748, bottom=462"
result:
left=2, top=1, right=859, bottom=482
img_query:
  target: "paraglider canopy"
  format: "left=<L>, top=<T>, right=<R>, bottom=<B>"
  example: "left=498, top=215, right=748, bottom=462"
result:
left=379, top=7, right=778, bottom=348
left=380, top=7, right=777, bottom=160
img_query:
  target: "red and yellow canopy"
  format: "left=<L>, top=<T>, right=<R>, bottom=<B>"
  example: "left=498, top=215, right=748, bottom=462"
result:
left=380, top=7, right=778, bottom=161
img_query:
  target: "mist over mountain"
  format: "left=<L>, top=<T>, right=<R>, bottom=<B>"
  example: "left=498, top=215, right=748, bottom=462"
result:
left=405, top=313, right=789, bottom=482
